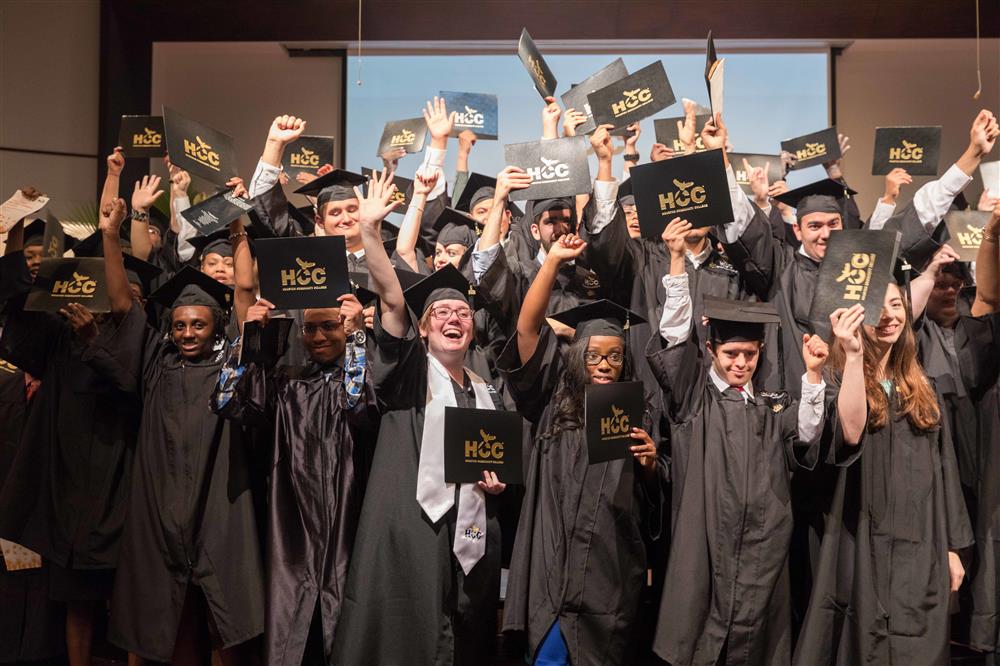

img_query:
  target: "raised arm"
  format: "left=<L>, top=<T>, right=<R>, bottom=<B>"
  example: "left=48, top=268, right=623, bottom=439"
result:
left=515, top=234, right=586, bottom=364
left=250, top=115, right=307, bottom=196
left=541, top=96, right=561, bottom=140
left=972, top=200, right=1000, bottom=315
left=830, top=305, right=866, bottom=445
left=101, top=147, right=124, bottom=209
left=129, top=174, right=164, bottom=261
left=394, top=170, right=438, bottom=272
left=99, top=197, right=133, bottom=320
left=230, top=214, right=254, bottom=328
left=478, top=166, right=530, bottom=252
left=355, top=168, right=406, bottom=337
left=909, top=244, right=961, bottom=320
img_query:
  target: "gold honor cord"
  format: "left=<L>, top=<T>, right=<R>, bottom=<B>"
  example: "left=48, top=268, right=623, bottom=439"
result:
left=356, top=0, right=364, bottom=86
left=974, top=0, right=982, bottom=100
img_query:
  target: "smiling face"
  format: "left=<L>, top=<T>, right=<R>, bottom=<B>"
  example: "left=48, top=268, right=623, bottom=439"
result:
left=926, top=270, right=964, bottom=327
left=318, top=198, right=362, bottom=250
left=434, top=243, right=467, bottom=271
left=171, top=305, right=216, bottom=360
left=200, top=252, right=234, bottom=285
left=23, top=243, right=43, bottom=279
left=706, top=339, right=761, bottom=387
left=531, top=208, right=573, bottom=253
left=865, top=281, right=906, bottom=345
left=585, top=335, right=625, bottom=384
left=623, top=204, right=640, bottom=239
left=793, top=211, right=842, bottom=261
left=301, top=307, right=346, bottom=365
left=419, top=298, right=474, bottom=359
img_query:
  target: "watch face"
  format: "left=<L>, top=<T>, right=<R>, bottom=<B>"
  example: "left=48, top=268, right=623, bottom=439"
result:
left=353, top=330, right=366, bottom=345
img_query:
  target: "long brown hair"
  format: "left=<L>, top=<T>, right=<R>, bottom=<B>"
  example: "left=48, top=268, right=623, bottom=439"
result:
left=827, top=285, right=940, bottom=432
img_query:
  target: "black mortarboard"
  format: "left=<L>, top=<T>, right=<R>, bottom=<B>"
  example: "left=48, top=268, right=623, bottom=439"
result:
left=123, top=253, right=163, bottom=293
left=187, top=229, right=233, bottom=259
left=773, top=178, right=857, bottom=222
left=148, top=265, right=232, bottom=311
left=433, top=207, right=480, bottom=244
left=618, top=178, right=635, bottom=206
left=394, top=266, right=426, bottom=292
left=22, top=219, right=45, bottom=246
left=703, top=296, right=780, bottom=343
left=348, top=271, right=378, bottom=306
left=455, top=173, right=497, bottom=212
left=548, top=299, right=646, bottom=340
left=292, top=169, right=366, bottom=208
left=403, top=264, right=476, bottom=316
left=528, top=197, right=575, bottom=223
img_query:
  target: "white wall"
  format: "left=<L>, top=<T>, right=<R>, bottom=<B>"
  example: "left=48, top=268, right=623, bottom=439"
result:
left=835, top=38, right=1000, bottom=216
left=0, top=0, right=100, bottom=222
left=151, top=42, right=343, bottom=203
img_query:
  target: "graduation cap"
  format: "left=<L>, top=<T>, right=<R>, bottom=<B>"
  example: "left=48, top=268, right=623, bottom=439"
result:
left=348, top=271, right=378, bottom=306
left=772, top=178, right=857, bottom=222
left=433, top=207, right=480, bottom=245
left=292, top=169, right=366, bottom=208
left=148, top=206, right=169, bottom=234
left=394, top=266, right=427, bottom=292
left=402, top=264, right=477, bottom=316
left=22, top=219, right=45, bottom=246
left=455, top=173, right=497, bottom=213
left=123, top=253, right=163, bottom=294
left=548, top=299, right=647, bottom=340
left=702, top=296, right=780, bottom=343
left=618, top=178, right=635, bottom=206
left=187, top=229, right=233, bottom=259
left=148, top=265, right=233, bottom=311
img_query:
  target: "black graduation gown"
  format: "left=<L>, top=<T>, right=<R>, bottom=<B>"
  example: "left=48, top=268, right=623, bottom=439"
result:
left=645, top=330, right=823, bottom=666
left=793, top=386, right=974, bottom=666
left=498, top=327, right=665, bottom=666
left=954, top=312, right=1000, bottom=653
left=0, top=358, right=65, bottom=663
left=108, top=330, right=264, bottom=662
left=0, top=304, right=144, bottom=572
left=215, top=357, right=380, bottom=666
left=331, top=314, right=503, bottom=666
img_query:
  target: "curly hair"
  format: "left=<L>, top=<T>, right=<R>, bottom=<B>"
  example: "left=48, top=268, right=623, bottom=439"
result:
left=540, top=335, right=634, bottom=440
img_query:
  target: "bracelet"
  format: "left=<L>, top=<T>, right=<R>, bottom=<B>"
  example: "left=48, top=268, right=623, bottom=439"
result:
left=983, top=229, right=998, bottom=243
left=229, top=231, right=248, bottom=241
left=130, top=209, right=149, bottom=222
left=623, top=153, right=640, bottom=163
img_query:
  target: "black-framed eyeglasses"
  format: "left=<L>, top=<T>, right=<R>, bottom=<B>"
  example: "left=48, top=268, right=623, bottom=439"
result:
left=301, top=320, right=341, bottom=335
left=429, top=306, right=474, bottom=322
left=584, top=351, right=624, bottom=367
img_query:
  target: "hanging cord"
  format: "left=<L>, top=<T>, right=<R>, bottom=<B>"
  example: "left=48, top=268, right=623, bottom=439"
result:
left=973, top=0, right=982, bottom=100
left=355, top=0, right=364, bottom=86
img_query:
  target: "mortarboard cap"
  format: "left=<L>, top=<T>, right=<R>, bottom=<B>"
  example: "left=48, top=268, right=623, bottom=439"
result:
left=773, top=178, right=856, bottom=222
left=292, top=169, right=366, bottom=202
left=394, top=266, right=426, bottom=292
left=22, top=219, right=45, bottom=245
left=123, top=253, right=163, bottom=294
left=455, top=173, right=498, bottom=212
left=148, top=206, right=169, bottom=234
left=549, top=299, right=646, bottom=340
left=148, top=265, right=233, bottom=311
left=402, top=264, right=476, bottom=316
left=187, top=229, right=233, bottom=259
left=703, top=296, right=780, bottom=343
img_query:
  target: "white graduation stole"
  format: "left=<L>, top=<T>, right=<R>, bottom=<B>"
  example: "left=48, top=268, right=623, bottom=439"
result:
left=417, top=353, right=493, bottom=574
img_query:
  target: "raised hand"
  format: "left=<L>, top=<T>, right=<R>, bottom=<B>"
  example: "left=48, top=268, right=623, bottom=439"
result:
left=245, top=298, right=275, bottom=325
left=700, top=112, right=728, bottom=153
left=801, top=333, right=830, bottom=374
left=624, top=122, right=641, bottom=150
left=457, top=130, right=477, bottom=155
left=267, top=115, right=307, bottom=145
left=883, top=168, right=912, bottom=203
left=99, top=197, right=127, bottom=235
left=168, top=164, right=191, bottom=196
left=628, top=427, right=658, bottom=474
left=380, top=148, right=406, bottom=172
left=830, top=304, right=865, bottom=357
left=970, top=109, right=1000, bottom=157
left=413, top=169, right=440, bottom=196
left=478, top=470, right=507, bottom=495
left=744, top=158, right=770, bottom=207
left=337, top=293, right=365, bottom=334
left=225, top=176, right=248, bottom=199
left=678, top=99, right=698, bottom=151
left=107, top=147, right=125, bottom=176
left=977, top=187, right=997, bottom=211
left=922, top=244, right=961, bottom=279
left=496, top=166, right=532, bottom=200
left=296, top=171, right=318, bottom=185
left=661, top=217, right=692, bottom=259
left=546, top=233, right=587, bottom=264
left=562, top=108, right=588, bottom=137
left=58, top=303, right=99, bottom=344
left=353, top=167, right=400, bottom=227
left=132, top=175, right=164, bottom=211
left=541, top=96, right=562, bottom=139
left=590, top=124, right=614, bottom=162
left=650, top=143, right=674, bottom=162
left=423, top=96, right=455, bottom=145
left=824, top=133, right=851, bottom=179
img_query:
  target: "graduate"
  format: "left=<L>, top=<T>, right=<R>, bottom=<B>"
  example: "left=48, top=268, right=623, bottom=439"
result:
left=212, top=217, right=379, bottom=665
left=794, top=280, right=973, bottom=665
left=331, top=168, right=507, bottom=665
left=647, top=217, right=836, bottom=666
left=497, top=230, right=664, bottom=666
left=96, top=198, right=264, bottom=664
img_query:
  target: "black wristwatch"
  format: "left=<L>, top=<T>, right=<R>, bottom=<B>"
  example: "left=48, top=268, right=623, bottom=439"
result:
left=623, top=153, right=640, bottom=163
left=351, top=330, right=366, bottom=345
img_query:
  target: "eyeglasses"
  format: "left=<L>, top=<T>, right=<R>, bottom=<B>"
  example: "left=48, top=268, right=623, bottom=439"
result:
left=301, top=320, right=341, bottom=335
left=429, top=307, right=473, bottom=322
left=584, top=351, right=624, bottom=367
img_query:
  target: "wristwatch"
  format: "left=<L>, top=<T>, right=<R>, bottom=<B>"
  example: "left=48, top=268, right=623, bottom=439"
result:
left=130, top=209, right=149, bottom=222
left=351, top=330, right=366, bottom=345
left=623, top=153, right=640, bottom=163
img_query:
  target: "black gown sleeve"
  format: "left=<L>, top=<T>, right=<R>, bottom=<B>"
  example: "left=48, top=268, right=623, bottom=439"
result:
left=583, top=199, right=640, bottom=301
left=476, top=246, right=529, bottom=338
left=495, top=326, right=562, bottom=425
left=955, top=312, right=1000, bottom=398
left=250, top=180, right=300, bottom=238
left=645, top=326, right=706, bottom=424
left=370, top=305, right=426, bottom=411
left=79, top=303, right=147, bottom=395
left=720, top=205, right=783, bottom=301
